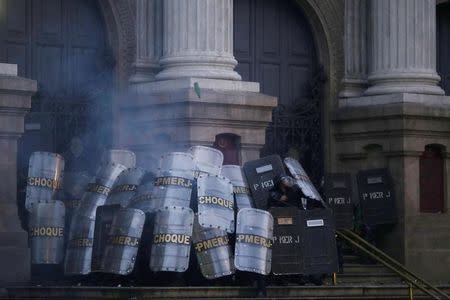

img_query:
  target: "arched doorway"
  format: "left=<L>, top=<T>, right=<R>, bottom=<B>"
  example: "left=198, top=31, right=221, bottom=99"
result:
left=0, top=0, right=113, bottom=174
left=437, top=2, right=450, bottom=95
left=233, top=0, right=323, bottom=185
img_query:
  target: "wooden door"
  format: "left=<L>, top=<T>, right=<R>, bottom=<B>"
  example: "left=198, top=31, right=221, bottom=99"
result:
left=233, top=0, right=323, bottom=185
left=0, top=0, right=112, bottom=174
left=420, top=146, right=444, bottom=213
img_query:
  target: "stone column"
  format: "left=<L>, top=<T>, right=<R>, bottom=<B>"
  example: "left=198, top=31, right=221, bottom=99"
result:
left=130, top=0, right=163, bottom=83
left=340, top=0, right=368, bottom=98
left=365, top=0, right=444, bottom=95
left=0, top=63, right=37, bottom=284
left=155, top=0, right=241, bottom=81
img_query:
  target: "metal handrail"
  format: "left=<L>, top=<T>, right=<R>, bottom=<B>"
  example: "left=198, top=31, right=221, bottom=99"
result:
left=336, top=229, right=450, bottom=300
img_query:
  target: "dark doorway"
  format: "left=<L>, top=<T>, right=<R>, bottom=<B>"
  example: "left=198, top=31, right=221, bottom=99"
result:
left=0, top=0, right=113, bottom=175
left=233, top=0, right=324, bottom=185
left=213, top=133, right=241, bottom=165
left=420, top=145, right=445, bottom=213
left=437, top=3, right=450, bottom=95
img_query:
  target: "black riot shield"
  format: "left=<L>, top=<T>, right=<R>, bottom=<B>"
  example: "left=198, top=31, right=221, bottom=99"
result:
left=324, top=173, right=354, bottom=229
left=301, top=208, right=338, bottom=275
left=243, top=155, right=286, bottom=209
left=269, top=207, right=304, bottom=275
left=357, top=169, right=396, bottom=225
left=91, top=204, right=121, bottom=272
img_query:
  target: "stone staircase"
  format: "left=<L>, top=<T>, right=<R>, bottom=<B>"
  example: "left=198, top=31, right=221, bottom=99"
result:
left=3, top=254, right=449, bottom=299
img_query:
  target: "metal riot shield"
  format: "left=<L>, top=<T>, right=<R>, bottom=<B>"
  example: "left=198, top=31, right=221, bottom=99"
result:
left=324, top=173, right=354, bottom=229
left=301, top=208, right=338, bottom=275
left=63, top=171, right=91, bottom=218
left=64, top=214, right=96, bottom=275
left=197, top=174, right=235, bottom=233
left=106, top=167, right=145, bottom=207
left=150, top=206, right=194, bottom=272
left=101, top=149, right=136, bottom=169
left=234, top=208, right=273, bottom=275
left=25, top=152, right=65, bottom=211
left=101, top=208, right=145, bottom=275
left=269, top=207, right=304, bottom=275
left=29, top=200, right=65, bottom=264
left=243, top=155, right=286, bottom=209
left=192, top=215, right=234, bottom=279
left=357, top=169, right=396, bottom=225
left=188, top=146, right=224, bottom=177
left=128, top=172, right=156, bottom=214
left=151, top=152, right=195, bottom=210
left=91, top=204, right=121, bottom=271
left=221, top=165, right=254, bottom=209
left=284, top=157, right=324, bottom=203
left=75, top=162, right=126, bottom=220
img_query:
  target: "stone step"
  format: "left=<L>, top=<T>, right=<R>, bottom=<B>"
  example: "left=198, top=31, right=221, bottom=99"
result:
left=5, top=285, right=450, bottom=300
left=343, top=263, right=394, bottom=274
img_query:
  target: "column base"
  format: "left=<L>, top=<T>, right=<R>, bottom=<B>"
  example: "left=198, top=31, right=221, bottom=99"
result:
left=364, top=73, right=445, bottom=96
left=119, top=78, right=276, bottom=172
left=339, top=78, right=368, bottom=98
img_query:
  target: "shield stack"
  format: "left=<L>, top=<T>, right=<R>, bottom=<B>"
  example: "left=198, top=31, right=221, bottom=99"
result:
left=221, top=165, right=254, bottom=210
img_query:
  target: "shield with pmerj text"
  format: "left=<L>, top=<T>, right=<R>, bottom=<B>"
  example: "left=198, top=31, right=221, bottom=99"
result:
left=324, top=173, right=354, bottom=229
left=234, top=208, right=274, bottom=275
left=221, top=165, right=254, bottom=209
left=101, top=208, right=145, bottom=275
left=270, top=207, right=304, bottom=275
left=243, top=155, right=286, bottom=210
left=357, top=169, right=396, bottom=225
left=192, top=215, right=234, bottom=279
left=150, top=206, right=194, bottom=272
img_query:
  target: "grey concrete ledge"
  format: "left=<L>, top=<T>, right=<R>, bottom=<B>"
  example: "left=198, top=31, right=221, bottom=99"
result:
left=131, top=77, right=260, bottom=94
left=339, top=93, right=450, bottom=108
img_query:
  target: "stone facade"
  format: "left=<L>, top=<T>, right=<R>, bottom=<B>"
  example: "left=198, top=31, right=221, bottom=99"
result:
left=1, top=0, right=450, bottom=284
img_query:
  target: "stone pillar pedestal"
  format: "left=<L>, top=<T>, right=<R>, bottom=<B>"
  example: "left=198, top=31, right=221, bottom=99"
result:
left=122, top=79, right=276, bottom=172
left=339, top=0, right=368, bottom=98
left=0, top=63, right=37, bottom=284
left=365, top=0, right=444, bottom=96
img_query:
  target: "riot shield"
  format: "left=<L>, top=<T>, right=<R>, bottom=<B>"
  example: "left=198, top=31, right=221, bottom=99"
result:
left=63, top=171, right=91, bottom=220
left=64, top=214, right=96, bottom=275
left=221, top=165, right=254, bottom=209
left=301, top=208, right=338, bottom=275
left=29, top=200, right=65, bottom=264
left=150, top=206, right=194, bottom=272
left=192, top=215, right=234, bottom=279
left=91, top=204, right=121, bottom=272
left=188, top=146, right=223, bottom=177
left=151, top=152, right=195, bottom=210
left=243, top=155, right=285, bottom=209
left=101, top=149, right=136, bottom=169
left=128, top=172, right=156, bottom=214
left=25, top=152, right=65, bottom=211
left=270, top=207, right=304, bottom=275
left=324, top=173, right=354, bottom=229
left=75, top=162, right=126, bottom=220
left=284, top=157, right=323, bottom=203
left=106, top=167, right=145, bottom=207
left=197, top=174, right=235, bottom=233
left=357, top=169, right=396, bottom=225
left=101, top=208, right=145, bottom=275
left=234, top=208, right=273, bottom=275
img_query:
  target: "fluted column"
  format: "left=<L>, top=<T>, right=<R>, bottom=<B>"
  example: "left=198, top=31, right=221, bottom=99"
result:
left=340, top=0, right=368, bottom=98
left=156, top=0, right=241, bottom=81
left=365, top=0, right=444, bottom=95
left=130, top=0, right=163, bottom=83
